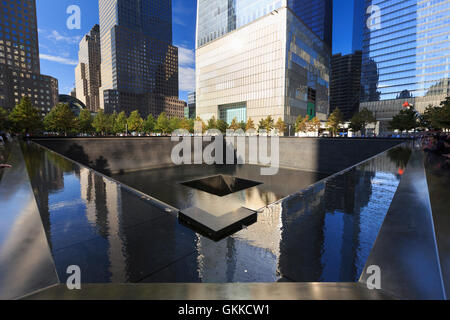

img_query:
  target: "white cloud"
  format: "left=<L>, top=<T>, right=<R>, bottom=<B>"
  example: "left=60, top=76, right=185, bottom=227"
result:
left=47, top=30, right=82, bottom=44
left=177, top=46, right=195, bottom=66
left=179, top=66, right=195, bottom=92
left=40, top=54, right=78, bottom=66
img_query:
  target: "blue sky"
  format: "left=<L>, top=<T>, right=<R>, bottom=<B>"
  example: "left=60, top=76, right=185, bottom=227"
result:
left=36, top=0, right=354, bottom=103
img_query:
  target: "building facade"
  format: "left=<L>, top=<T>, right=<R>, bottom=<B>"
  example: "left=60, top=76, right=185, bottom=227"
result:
left=0, top=0, right=58, bottom=116
left=196, top=0, right=332, bottom=130
left=75, top=25, right=101, bottom=112
left=185, top=91, right=196, bottom=119
left=330, top=51, right=362, bottom=121
left=98, top=0, right=185, bottom=118
left=359, top=0, right=450, bottom=131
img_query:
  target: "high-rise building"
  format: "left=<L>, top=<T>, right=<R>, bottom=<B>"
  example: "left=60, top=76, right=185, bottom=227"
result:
left=196, top=0, right=332, bottom=130
left=75, top=25, right=101, bottom=112
left=352, top=0, right=365, bottom=52
left=359, top=0, right=450, bottom=131
left=0, top=0, right=58, bottom=116
left=185, top=92, right=196, bottom=119
left=98, top=0, right=185, bottom=118
left=330, top=51, right=362, bottom=121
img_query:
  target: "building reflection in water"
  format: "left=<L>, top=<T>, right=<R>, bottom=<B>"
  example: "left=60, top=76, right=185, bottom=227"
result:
left=23, top=142, right=410, bottom=283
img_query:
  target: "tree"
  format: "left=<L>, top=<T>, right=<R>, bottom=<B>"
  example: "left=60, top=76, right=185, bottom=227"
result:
left=169, top=117, right=182, bottom=133
left=309, top=117, right=321, bottom=135
left=239, top=121, right=246, bottom=131
left=179, top=118, right=192, bottom=132
left=206, top=116, right=218, bottom=130
left=9, top=96, right=42, bottom=134
left=155, top=112, right=170, bottom=134
left=350, top=108, right=376, bottom=135
left=246, top=118, right=256, bottom=131
left=142, top=114, right=156, bottom=134
left=127, top=110, right=144, bottom=133
left=437, top=97, right=450, bottom=130
left=389, top=106, right=419, bottom=132
left=229, top=117, right=240, bottom=131
left=44, top=103, right=77, bottom=136
left=275, top=118, right=286, bottom=135
left=258, top=116, right=274, bottom=132
left=92, top=110, right=110, bottom=135
left=0, top=107, right=9, bottom=131
left=327, top=108, right=344, bottom=137
left=78, top=109, right=93, bottom=134
left=217, top=119, right=229, bottom=133
left=114, top=111, right=128, bottom=134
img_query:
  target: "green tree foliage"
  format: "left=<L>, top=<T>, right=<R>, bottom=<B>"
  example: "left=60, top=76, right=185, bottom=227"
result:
left=258, top=116, right=274, bottom=132
left=169, top=117, right=182, bottom=133
left=113, top=111, right=128, bottom=134
left=127, top=110, right=144, bottom=133
left=206, top=116, right=218, bottom=130
left=275, top=118, right=286, bottom=135
left=239, top=121, right=246, bottom=131
left=142, top=114, right=156, bottom=133
left=349, top=108, right=376, bottom=134
left=0, top=107, right=9, bottom=131
left=92, top=110, right=110, bottom=135
left=327, top=108, right=344, bottom=137
left=9, top=97, right=42, bottom=134
left=44, top=103, right=77, bottom=135
left=389, top=106, right=419, bottom=132
left=78, top=109, right=93, bottom=134
left=155, top=112, right=170, bottom=134
left=178, top=117, right=192, bottom=132
left=436, top=97, right=450, bottom=130
left=217, top=119, right=229, bottom=133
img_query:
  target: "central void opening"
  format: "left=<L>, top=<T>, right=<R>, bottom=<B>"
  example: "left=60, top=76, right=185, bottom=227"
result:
left=182, top=175, right=262, bottom=197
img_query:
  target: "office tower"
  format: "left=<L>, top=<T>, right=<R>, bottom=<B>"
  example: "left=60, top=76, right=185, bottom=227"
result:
left=359, top=0, right=450, bottom=132
left=0, top=0, right=58, bottom=116
left=98, top=0, right=185, bottom=118
left=196, top=0, right=332, bottom=130
left=75, top=25, right=101, bottom=112
left=330, top=51, right=362, bottom=121
left=185, top=92, right=196, bottom=119
left=352, top=0, right=365, bottom=52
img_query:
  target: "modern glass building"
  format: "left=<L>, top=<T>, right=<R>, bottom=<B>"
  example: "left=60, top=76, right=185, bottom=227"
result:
left=196, top=0, right=332, bottom=132
left=75, top=25, right=101, bottom=112
left=352, top=0, right=365, bottom=52
left=359, top=0, right=450, bottom=129
left=0, top=0, right=58, bottom=116
left=99, top=0, right=185, bottom=118
left=197, top=0, right=332, bottom=50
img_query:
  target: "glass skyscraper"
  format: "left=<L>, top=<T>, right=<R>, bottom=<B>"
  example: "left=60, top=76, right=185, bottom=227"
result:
left=359, top=0, right=450, bottom=129
left=196, top=0, right=332, bottom=131
left=197, top=0, right=332, bottom=49
left=0, top=0, right=58, bottom=115
left=99, top=0, right=185, bottom=117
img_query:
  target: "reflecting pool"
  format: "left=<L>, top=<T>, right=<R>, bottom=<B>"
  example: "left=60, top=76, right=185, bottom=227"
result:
left=22, top=141, right=411, bottom=283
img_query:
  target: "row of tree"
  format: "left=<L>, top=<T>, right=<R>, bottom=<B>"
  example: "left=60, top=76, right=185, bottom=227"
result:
left=3, top=96, right=449, bottom=136
left=0, top=97, right=289, bottom=136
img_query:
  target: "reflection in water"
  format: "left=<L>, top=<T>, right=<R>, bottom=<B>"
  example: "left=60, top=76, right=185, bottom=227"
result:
left=22, top=142, right=411, bottom=283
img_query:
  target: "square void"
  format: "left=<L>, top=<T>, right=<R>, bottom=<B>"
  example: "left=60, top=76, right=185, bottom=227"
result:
left=181, top=175, right=262, bottom=197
